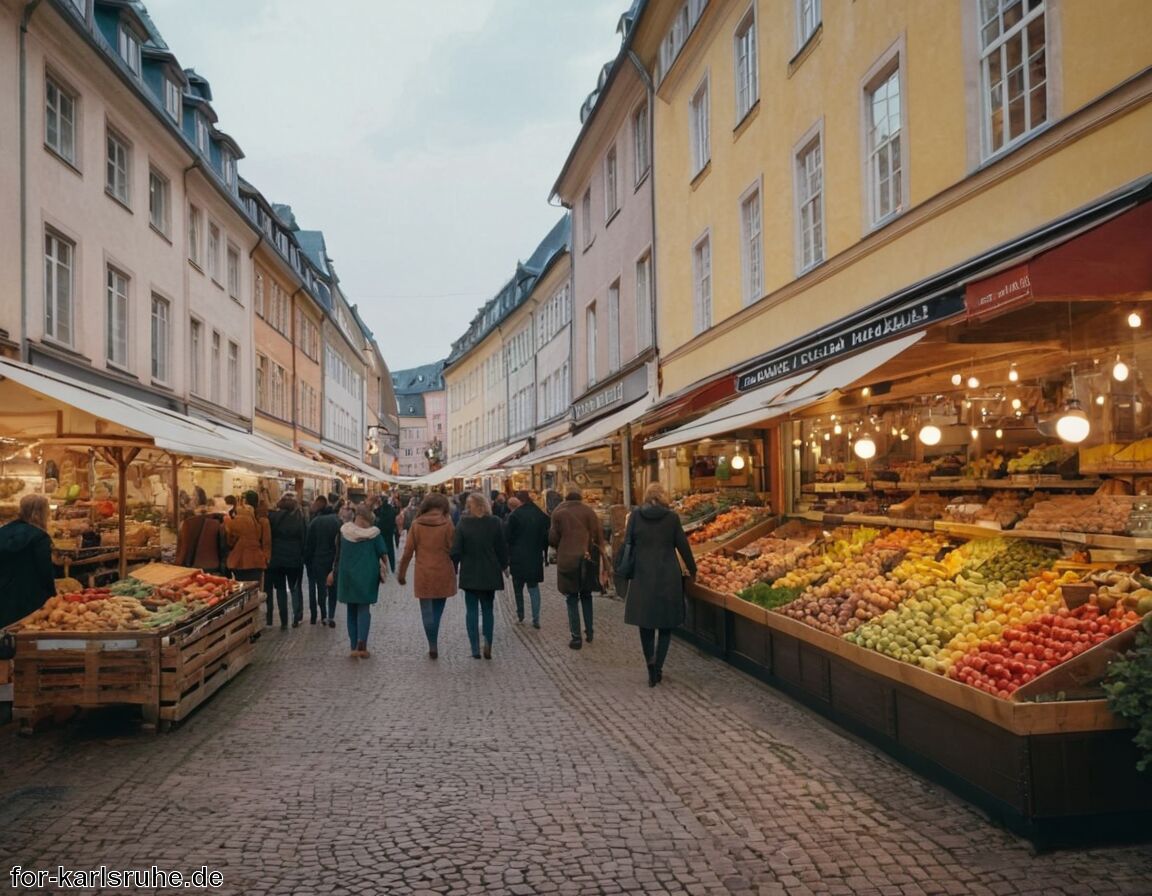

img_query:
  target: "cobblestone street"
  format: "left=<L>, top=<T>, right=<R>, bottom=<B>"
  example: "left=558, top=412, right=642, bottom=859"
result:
left=3, top=575, right=1151, bottom=896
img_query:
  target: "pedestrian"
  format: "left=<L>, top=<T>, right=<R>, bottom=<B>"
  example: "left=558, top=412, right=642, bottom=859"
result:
left=396, top=493, right=457, bottom=659
left=451, top=492, right=508, bottom=659
left=328, top=505, right=388, bottom=658
left=548, top=485, right=606, bottom=650
left=374, top=494, right=399, bottom=572
left=225, top=490, right=271, bottom=595
left=304, top=495, right=341, bottom=627
left=223, top=494, right=237, bottom=519
left=267, top=493, right=307, bottom=628
left=390, top=494, right=402, bottom=548
left=545, top=489, right=562, bottom=516
left=401, top=497, right=420, bottom=539
left=449, top=495, right=462, bottom=525
left=492, top=492, right=509, bottom=520
left=0, top=494, right=55, bottom=629
left=622, top=482, right=698, bottom=687
left=175, top=502, right=227, bottom=573
left=505, top=490, right=549, bottom=628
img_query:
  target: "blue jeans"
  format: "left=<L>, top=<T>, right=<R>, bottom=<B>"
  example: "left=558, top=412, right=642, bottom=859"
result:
left=346, top=603, right=371, bottom=649
left=512, top=577, right=541, bottom=624
left=419, top=598, right=448, bottom=648
left=464, top=590, right=495, bottom=656
left=565, top=593, right=593, bottom=641
left=309, top=563, right=335, bottom=621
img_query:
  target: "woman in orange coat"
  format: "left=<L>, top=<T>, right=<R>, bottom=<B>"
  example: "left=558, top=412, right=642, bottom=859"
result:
left=225, top=490, right=271, bottom=590
left=397, top=493, right=457, bottom=659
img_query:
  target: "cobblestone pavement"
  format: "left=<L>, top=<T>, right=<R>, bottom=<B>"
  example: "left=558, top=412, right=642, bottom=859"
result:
left=3, top=573, right=1152, bottom=896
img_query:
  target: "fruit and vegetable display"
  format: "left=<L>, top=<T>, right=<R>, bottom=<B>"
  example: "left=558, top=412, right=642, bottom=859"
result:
left=695, top=539, right=813, bottom=595
left=942, top=491, right=1042, bottom=527
left=674, top=490, right=761, bottom=524
left=737, top=583, right=803, bottom=609
left=1006, top=444, right=1070, bottom=473
left=15, top=571, right=242, bottom=632
left=687, top=506, right=771, bottom=544
left=1015, top=494, right=1132, bottom=534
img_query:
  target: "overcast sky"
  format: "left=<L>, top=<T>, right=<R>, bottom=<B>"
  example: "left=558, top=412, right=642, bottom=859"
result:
left=145, top=0, right=626, bottom=373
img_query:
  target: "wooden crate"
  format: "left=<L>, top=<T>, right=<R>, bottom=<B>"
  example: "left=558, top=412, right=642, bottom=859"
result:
left=158, top=584, right=260, bottom=728
left=12, top=629, right=161, bottom=733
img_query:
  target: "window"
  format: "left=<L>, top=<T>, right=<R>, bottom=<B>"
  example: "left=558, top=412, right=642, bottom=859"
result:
left=607, top=281, right=620, bottom=372
left=118, top=24, right=141, bottom=76
left=148, top=168, right=169, bottom=234
left=44, top=230, right=73, bottom=345
left=690, top=78, right=710, bottom=175
left=188, top=205, right=202, bottom=266
left=581, top=189, right=592, bottom=248
left=587, top=304, right=597, bottom=385
left=657, top=1, right=708, bottom=83
left=604, top=146, right=618, bottom=219
left=635, top=253, right=653, bottom=350
left=979, top=0, right=1047, bottom=157
left=796, top=134, right=824, bottom=271
left=45, top=76, right=76, bottom=163
left=254, top=271, right=265, bottom=317
left=105, top=129, right=130, bottom=204
left=222, top=151, right=236, bottom=191
left=865, top=67, right=903, bottom=225
left=150, top=294, right=169, bottom=382
left=255, top=354, right=268, bottom=410
left=734, top=9, right=758, bottom=121
left=226, top=245, right=241, bottom=298
left=106, top=266, right=129, bottom=367
left=207, top=223, right=221, bottom=282
left=740, top=187, right=762, bottom=305
left=797, top=0, right=821, bottom=48
left=227, top=341, right=240, bottom=411
left=164, top=77, right=181, bottom=122
left=693, top=235, right=712, bottom=334
left=632, top=102, right=650, bottom=183
left=190, top=318, right=202, bottom=395
left=195, top=114, right=209, bottom=155
left=210, top=331, right=221, bottom=404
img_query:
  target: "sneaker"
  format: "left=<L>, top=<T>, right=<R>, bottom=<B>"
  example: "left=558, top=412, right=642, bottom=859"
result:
left=482, top=643, right=492, bottom=660
left=568, top=637, right=582, bottom=650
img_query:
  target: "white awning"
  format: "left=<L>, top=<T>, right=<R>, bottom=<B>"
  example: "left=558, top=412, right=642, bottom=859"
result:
left=409, top=451, right=484, bottom=487
left=459, top=439, right=531, bottom=477
left=513, top=397, right=652, bottom=468
left=643, top=332, right=925, bottom=450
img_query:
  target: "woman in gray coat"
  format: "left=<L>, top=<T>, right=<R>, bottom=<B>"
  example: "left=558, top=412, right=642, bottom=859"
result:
left=623, top=482, right=697, bottom=687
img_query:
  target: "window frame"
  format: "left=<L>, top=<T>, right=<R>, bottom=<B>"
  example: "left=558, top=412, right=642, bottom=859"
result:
left=733, top=5, right=759, bottom=124
left=635, top=251, right=653, bottom=351
left=692, top=231, right=712, bottom=335
left=689, top=74, right=711, bottom=177
left=164, top=77, right=182, bottom=122
left=189, top=317, right=203, bottom=396
left=978, top=0, right=1049, bottom=159
left=861, top=43, right=908, bottom=230
left=44, top=74, right=78, bottom=165
left=44, top=229, right=75, bottom=347
left=105, top=126, right=131, bottom=206
left=739, top=180, right=763, bottom=306
left=581, top=188, right=593, bottom=249
left=195, top=114, right=210, bottom=155
left=604, top=144, right=619, bottom=221
left=796, top=0, right=822, bottom=50
left=607, top=280, right=621, bottom=373
left=150, top=293, right=170, bottom=384
left=117, top=22, right=142, bottom=76
left=207, top=222, right=222, bottom=284
left=793, top=121, right=826, bottom=275
left=632, top=100, right=650, bottom=185
left=586, top=303, right=598, bottom=386
left=105, top=264, right=130, bottom=369
left=148, top=167, right=170, bottom=235
left=210, top=330, right=222, bottom=405
left=188, top=204, right=202, bottom=267
left=226, top=243, right=241, bottom=299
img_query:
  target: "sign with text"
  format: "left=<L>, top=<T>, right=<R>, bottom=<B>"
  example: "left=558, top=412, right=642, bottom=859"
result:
left=734, top=291, right=964, bottom=392
left=573, top=366, right=648, bottom=422
left=965, top=263, right=1034, bottom=320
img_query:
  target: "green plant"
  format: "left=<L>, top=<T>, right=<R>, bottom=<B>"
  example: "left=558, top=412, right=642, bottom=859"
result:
left=1102, top=613, right=1152, bottom=772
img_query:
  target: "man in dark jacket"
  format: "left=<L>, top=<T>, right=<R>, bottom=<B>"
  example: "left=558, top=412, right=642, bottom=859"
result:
left=267, top=494, right=307, bottom=628
left=374, top=496, right=398, bottom=572
left=304, top=498, right=342, bottom=627
left=0, top=495, right=55, bottom=629
left=505, top=491, right=550, bottom=628
left=548, top=487, right=606, bottom=650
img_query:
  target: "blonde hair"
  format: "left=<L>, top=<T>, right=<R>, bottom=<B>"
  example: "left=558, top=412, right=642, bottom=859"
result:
left=643, top=482, right=670, bottom=507
left=20, top=494, right=50, bottom=530
left=466, top=492, right=491, bottom=517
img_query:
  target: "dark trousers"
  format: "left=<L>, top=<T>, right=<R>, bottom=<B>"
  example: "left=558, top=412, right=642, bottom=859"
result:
left=419, top=597, right=448, bottom=648
left=640, top=627, right=673, bottom=672
left=232, top=569, right=263, bottom=585
left=512, top=576, right=541, bottom=623
left=309, top=563, right=335, bottom=621
left=565, top=592, right=594, bottom=641
left=266, top=565, right=304, bottom=625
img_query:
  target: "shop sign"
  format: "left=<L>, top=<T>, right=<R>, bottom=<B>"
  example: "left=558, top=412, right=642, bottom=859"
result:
left=965, top=263, right=1033, bottom=320
left=573, top=366, right=648, bottom=422
left=735, top=291, right=964, bottom=392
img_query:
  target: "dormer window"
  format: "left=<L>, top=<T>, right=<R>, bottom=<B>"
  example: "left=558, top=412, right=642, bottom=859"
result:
left=222, top=151, right=236, bottom=191
left=195, top=114, right=210, bottom=155
left=164, top=77, right=181, bottom=123
left=118, top=24, right=142, bottom=76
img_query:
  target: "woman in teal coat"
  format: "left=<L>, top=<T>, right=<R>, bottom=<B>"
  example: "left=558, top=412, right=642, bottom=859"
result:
left=328, top=505, right=388, bottom=658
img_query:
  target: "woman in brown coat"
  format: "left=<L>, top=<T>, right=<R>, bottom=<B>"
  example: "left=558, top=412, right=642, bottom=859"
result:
left=548, top=486, right=606, bottom=650
left=225, top=490, right=271, bottom=586
left=397, top=493, right=457, bottom=658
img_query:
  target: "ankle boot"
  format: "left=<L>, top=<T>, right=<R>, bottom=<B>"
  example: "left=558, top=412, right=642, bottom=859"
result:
left=356, top=639, right=368, bottom=658
left=647, top=663, right=658, bottom=687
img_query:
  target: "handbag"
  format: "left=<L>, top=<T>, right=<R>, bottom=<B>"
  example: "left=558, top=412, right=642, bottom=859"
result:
left=614, top=513, right=637, bottom=580
left=579, top=543, right=605, bottom=594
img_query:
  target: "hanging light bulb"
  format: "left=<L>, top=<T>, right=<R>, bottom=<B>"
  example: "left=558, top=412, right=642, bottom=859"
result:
left=951, top=372, right=963, bottom=386
left=1113, top=355, right=1130, bottom=382
left=792, top=438, right=804, bottom=448
left=964, top=399, right=973, bottom=410
left=899, top=429, right=910, bottom=442
left=1011, top=397, right=1022, bottom=410
left=1128, top=310, right=1143, bottom=328
left=1008, top=364, right=1019, bottom=383
left=1095, top=394, right=1106, bottom=406
left=970, top=428, right=979, bottom=440
left=853, top=434, right=877, bottom=460
left=995, top=428, right=1004, bottom=439
left=967, top=375, right=981, bottom=389
left=731, top=445, right=746, bottom=470
left=1056, top=399, right=1091, bottom=443
left=823, top=432, right=831, bottom=442
left=918, top=407, right=942, bottom=446
left=861, top=386, right=871, bottom=398
left=833, top=422, right=843, bottom=435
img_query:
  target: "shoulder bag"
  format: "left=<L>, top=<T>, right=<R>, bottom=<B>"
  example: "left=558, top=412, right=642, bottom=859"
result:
left=614, top=512, right=637, bottom=580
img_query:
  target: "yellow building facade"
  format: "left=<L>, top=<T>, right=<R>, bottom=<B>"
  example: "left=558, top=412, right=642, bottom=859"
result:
left=631, top=0, right=1152, bottom=399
